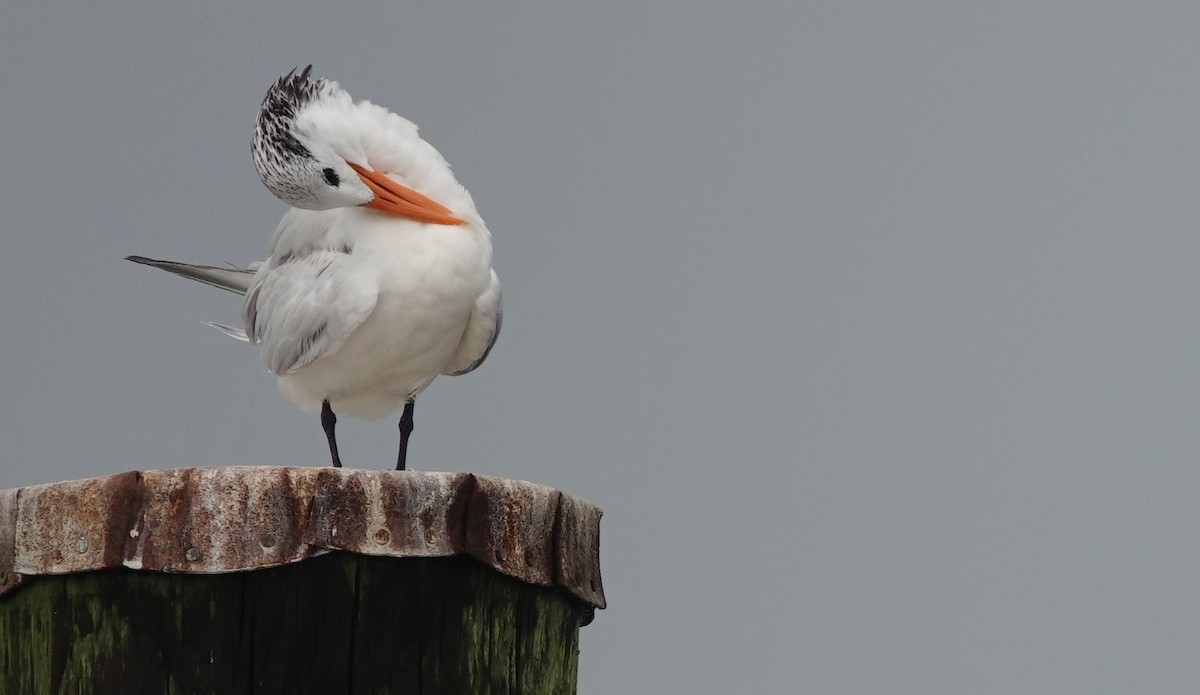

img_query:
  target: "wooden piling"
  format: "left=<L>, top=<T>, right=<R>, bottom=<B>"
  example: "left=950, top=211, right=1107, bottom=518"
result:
left=0, top=468, right=604, bottom=694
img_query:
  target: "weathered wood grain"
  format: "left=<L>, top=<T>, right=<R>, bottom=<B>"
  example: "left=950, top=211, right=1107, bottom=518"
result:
left=0, top=554, right=587, bottom=694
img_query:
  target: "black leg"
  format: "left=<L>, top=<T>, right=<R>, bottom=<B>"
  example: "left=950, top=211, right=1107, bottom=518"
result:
left=321, top=399, right=343, bottom=468
left=396, top=400, right=415, bottom=471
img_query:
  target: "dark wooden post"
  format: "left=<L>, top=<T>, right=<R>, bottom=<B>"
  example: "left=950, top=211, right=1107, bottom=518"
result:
left=0, top=468, right=605, bottom=694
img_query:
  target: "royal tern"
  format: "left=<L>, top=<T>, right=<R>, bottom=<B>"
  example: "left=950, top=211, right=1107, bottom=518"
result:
left=128, top=66, right=501, bottom=470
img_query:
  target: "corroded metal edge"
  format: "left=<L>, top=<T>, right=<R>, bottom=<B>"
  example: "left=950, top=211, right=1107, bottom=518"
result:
left=0, top=487, right=19, bottom=595
left=0, top=468, right=605, bottom=609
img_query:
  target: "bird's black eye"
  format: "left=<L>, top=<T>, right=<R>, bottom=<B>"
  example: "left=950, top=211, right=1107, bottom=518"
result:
left=322, top=167, right=340, bottom=187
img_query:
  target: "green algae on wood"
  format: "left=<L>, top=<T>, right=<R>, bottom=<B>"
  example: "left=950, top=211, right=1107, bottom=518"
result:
left=0, top=553, right=588, bottom=694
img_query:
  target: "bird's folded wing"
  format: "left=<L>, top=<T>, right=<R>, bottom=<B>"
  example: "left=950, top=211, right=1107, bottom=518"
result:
left=444, top=269, right=502, bottom=376
left=244, top=251, right=379, bottom=375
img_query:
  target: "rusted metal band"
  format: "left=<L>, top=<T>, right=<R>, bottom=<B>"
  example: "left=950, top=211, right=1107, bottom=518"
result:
left=0, top=468, right=604, bottom=609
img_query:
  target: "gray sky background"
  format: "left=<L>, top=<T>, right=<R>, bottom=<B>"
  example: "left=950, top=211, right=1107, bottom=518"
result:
left=3, top=2, right=1200, bottom=692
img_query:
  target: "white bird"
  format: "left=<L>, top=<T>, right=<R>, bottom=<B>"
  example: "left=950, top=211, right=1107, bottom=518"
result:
left=128, top=66, right=501, bottom=470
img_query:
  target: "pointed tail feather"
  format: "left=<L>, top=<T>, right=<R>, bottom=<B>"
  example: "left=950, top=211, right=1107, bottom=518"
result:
left=125, top=255, right=254, bottom=296
left=206, top=322, right=250, bottom=342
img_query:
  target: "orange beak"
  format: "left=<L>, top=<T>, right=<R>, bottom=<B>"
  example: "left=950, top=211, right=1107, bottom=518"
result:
left=348, top=162, right=466, bottom=225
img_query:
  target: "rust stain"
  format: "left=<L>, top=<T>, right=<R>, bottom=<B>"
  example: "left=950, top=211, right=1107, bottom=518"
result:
left=555, top=494, right=606, bottom=610
left=0, top=468, right=605, bottom=610
left=465, top=476, right=561, bottom=589
left=0, top=488, right=20, bottom=595
left=14, top=471, right=140, bottom=576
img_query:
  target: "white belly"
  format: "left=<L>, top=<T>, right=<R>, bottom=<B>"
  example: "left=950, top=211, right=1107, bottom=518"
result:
left=273, top=217, right=491, bottom=420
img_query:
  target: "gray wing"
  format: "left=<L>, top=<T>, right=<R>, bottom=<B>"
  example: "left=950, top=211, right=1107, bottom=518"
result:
left=444, top=269, right=502, bottom=376
left=244, top=251, right=378, bottom=375
left=125, top=256, right=255, bottom=295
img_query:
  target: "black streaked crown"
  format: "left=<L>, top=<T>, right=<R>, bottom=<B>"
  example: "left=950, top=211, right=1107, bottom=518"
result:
left=254, top=65, right=329, bottom=165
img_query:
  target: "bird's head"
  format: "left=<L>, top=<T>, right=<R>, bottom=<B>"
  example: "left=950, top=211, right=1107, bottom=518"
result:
left=252, top=66, right=464, bottom=225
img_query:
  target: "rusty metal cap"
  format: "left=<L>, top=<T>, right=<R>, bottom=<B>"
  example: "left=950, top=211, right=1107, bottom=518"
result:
left=0, top=468, right=605, bottom=610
